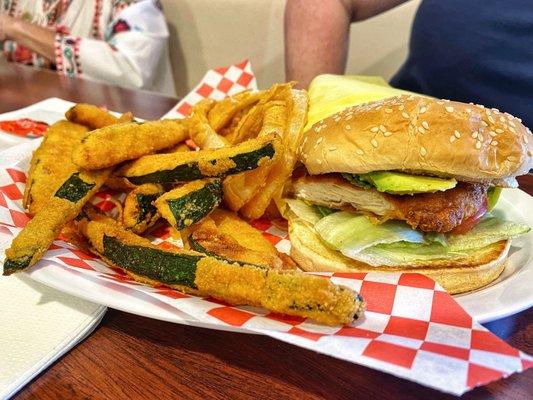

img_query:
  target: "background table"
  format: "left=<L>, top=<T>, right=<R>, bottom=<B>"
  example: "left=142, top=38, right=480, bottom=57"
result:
left=1, top=61, right=531, bottom=400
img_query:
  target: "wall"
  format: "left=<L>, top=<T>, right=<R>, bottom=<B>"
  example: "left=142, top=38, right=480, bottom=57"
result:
left=161, top=0, right=422, bottom=96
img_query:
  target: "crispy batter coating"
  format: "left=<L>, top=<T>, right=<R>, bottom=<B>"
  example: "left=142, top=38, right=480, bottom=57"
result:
left=4, top=168, right=111, bottom=274
left=72, top=119, right=189, bottom=169
left=208, top=90, right=262, bottom=132
left=122, top=183, right=163, bottom=234
left=295, top=175, right=488, bottom=233
left=23, top=120, right=89, bottom=215
left=116, top=134, right=282, bottom=184
left=195, top=258, right=363, bottom=326
left=186, top=217, right=283, bottom=269
left=65, top=103, right=133, bottom=130
left=391, top=182, right=488, bottom=233
left=80, top=220, right=364, bottom=325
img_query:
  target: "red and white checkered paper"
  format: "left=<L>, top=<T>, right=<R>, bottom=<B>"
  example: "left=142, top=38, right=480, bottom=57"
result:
left=0, top=61, right=531, bottom=396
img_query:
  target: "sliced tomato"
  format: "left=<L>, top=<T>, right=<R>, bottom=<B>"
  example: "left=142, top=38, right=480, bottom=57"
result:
left=450, top=197, right=488, bottom=235
left=0, top=119, right=49, bottom=138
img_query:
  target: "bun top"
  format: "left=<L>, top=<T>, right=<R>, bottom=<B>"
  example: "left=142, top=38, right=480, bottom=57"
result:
left=299, top=95, right=532, bottom=185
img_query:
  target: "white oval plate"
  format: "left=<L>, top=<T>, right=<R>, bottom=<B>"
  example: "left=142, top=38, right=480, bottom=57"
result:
left=18, top=187, right=531, bottom=325
left=454, top=188, right=533, bottom=322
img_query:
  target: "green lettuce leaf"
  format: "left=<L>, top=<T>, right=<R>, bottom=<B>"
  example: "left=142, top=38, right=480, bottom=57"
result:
left=314, top=211, right=425, bottom=258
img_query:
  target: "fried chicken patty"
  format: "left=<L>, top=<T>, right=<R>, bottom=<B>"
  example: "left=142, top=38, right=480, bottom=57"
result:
left=292, top=174, right=488, bottom=233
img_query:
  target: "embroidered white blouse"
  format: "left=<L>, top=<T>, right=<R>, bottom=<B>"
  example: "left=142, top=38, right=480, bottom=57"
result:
left=2, top=0, right=175, bottom=95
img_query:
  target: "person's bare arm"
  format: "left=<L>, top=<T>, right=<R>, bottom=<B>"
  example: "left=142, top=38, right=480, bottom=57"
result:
left=284, top=0, right=409, bottom=89
left=1, top=14, right=56, bottom=61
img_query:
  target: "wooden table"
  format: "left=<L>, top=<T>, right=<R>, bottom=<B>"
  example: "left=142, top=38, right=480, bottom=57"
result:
left=2, top=62, right=531, bottom=400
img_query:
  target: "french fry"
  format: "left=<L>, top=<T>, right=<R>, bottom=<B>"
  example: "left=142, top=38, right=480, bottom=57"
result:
left=240, top=89, right=309, bottom=219
left=223, top=100, right=288, bottom=211
left=189, top=99, right=229, bottom=149
left=225, top=83, right=293, bottom=144
left=208, top=90, right=262, bottom=132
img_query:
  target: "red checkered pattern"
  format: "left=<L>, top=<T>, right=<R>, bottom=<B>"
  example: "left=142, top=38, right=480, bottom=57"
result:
left=1, top=63, right=531, bottom=396
left=163, top=59, right=257, bottom=119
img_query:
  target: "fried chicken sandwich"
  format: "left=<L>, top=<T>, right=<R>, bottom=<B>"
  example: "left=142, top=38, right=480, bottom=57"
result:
left=286, top=95, right=532, bottom=293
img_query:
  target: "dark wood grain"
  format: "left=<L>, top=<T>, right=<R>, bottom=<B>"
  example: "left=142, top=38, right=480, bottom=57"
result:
left=2, top=62, right=531, bottom=400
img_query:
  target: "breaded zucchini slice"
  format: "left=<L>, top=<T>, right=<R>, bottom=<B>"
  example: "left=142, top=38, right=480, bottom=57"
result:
left=80, top=220, right=364, bottom=326
left=116, top=134, right=282, bottom=185
left=23, top=120, right=89, bottom=215
left=122, top=184, right=164, bottom=234
left=72, top=119, right=189, bottom=170
left=155, top=179, right=222, bottom=230
left=4, top=169, right=111, bottom=275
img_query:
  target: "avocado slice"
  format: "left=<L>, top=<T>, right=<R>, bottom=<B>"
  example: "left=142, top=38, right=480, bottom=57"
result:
left=359, top=171, right=457, bottom=194
left=487, top=187, right=502, bottom=211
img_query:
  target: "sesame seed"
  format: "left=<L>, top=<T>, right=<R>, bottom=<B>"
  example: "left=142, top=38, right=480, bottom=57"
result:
left=329, top=146, right=337, bottom=151
left=333, top=116, right=341, bottom=122
left=420, top=147, right=427, bottom=156
left=316, top=159, right=322, bottom=165
left=303, top=137, right=308, bottom=145
left=384, top=131, right=392, bottom=137
left=422, top=121, right=429, bottom=130
left=356, top=149, right=364, bottom=155
left=371, top=139, right=378, bottom=148
left=500, top=116, right=505, bottom=122
left=399, top=105, right=404, bottom=111
left=445, top=106, right=454, bottom=113
left=370, top=127, right=379, bottom=133
left=402, top=112, right=410, bottom=119
left=489, top=131, right=496, bottom=137
left=517, top=117, right=522, bottom=123
left=509, top=120, right=516, bottom=127
left=346, top=115, right=353, bottom=121
left=317, top=137, right=323, bottom=144
left=450, top=136, right=456, bottom=143
left=509, top=127, right=516, bottom=133
left=385, top=108, right=393, bottom=113
left=454, top=130, right=461, bottom=138
left=420, top=106, right=427, bottom=114
left=437, top=101, right=444, bottom=105
left=478, top=135, right=483, bottom=142
left=379, top=125, right=387, bottom=132
left=476, top=141, right=481, bottom=149
left=418, top=127, right=425, bottom=134
left=481, top=121, right=488, bottom=127
left=495, top=128, right=504, bottom=134
left=488, top=116, right=495, bottom=123
left=476, top=104, right=484, bottom=109
left=466, top=108, right=472, bottom=114
left=491, top=141, right=498, bottom=146
left=472, top=131, right=478, bottom=139
left=345, top=125, right=351, bottom=130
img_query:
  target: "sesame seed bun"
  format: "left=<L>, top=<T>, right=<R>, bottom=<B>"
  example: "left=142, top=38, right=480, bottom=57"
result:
left=288, top=218, right=509, bottom=294
left=299, top=95, right=532, bottom=186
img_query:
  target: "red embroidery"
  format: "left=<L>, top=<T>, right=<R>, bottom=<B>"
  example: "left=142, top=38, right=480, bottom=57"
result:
left=92, top=0, right=103, bottom=39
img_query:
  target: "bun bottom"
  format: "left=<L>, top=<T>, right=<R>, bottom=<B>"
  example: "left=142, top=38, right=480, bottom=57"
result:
left=289, top=219, right=509, bottom=294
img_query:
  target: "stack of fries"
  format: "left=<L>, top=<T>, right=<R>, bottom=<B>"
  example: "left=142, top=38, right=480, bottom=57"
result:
left=2, top=85, right=365, bottom=326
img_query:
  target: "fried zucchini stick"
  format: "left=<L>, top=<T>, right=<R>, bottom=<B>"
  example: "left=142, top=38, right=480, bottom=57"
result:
left=73, top=119, right=189, bottom=170
left=65, top=103, right=133, bottom=130
left=79, top=220, right=364, bottom=325
left=23, top=120, right=89, bottom=215
left=122, top=184, right=164, bottom=234
left=3, top=168, right=112, bottom=275
left=184, top=217, right=283, bottom=269
left=116, top=134, right=282, bottom=185
left=155, top=179, right=222, bottom=230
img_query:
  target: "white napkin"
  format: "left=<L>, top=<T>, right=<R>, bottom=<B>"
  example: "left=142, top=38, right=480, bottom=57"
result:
left=0, top=99, right=106, bottom=400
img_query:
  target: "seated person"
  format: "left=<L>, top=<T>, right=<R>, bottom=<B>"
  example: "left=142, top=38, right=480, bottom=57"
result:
left=0, top=0, right=174, bottom=95
left=285, top=0, right=533, bottom=128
